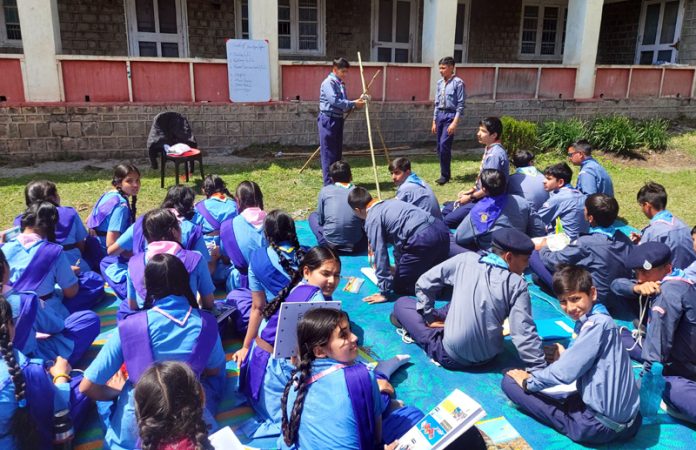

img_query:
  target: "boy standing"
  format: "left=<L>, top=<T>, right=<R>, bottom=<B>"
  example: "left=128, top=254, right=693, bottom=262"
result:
left=318, top=57, right=365, bottom=186
left=432, top=56, right=466, bottom=186
left=536, top=162, right=589, bottom=240
left=392, top=228, right=546, bottom=371
left=503, top=265, right=641, bottom=445
left=389, top=157, right=442, bottom=219
left=567, top=140, right=614, bottom=197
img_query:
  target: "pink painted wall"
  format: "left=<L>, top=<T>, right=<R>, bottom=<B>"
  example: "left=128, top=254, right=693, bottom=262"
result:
left=0, top=59, right=25, bottom=102
left=62, top=60, right=129, bottom=102
left=130, top=61, right=192, bottom=102
left=193, top=62, right=229, bottom=102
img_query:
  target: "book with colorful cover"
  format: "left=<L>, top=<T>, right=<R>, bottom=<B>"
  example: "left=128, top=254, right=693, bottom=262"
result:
left=476, top=416, right=531, bottom=449
left=396, top=389, right=486, bottom=450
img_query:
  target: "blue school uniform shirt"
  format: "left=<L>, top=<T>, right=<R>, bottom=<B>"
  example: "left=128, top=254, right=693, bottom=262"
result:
left=319, top=72, right=354, bottom=117
left=640, top=210, right=696, bottom=269
left=576, top=157, right=614, bottom=197
left=194, top=196, right=239, bottom=245
left=476, top=143, right=510, bottom=189
left=395, top=173, right=442, bottom=219
left=433, top=75, right=466, bottom=120
left=83, top=294, right=226, bottom=450
left=3, top=238, right=78, bottom=319
left=248, top=244, right=297, bottom=300
left=91, top=191, right=132, bottom=251
left=316, top=183, right=366, bottom=247
left=536, top=185, right=589, bottom=240
left=507, top=166, right=549, bottom=211
left=221, top=214, right=267, bottom=265
left=116, top=218, right=211, bottom=262
left=526, top=304, right=640, bottom=424
left=278, top=358, right=382, bottom=450
left=0, top=351, right=72, bottom=449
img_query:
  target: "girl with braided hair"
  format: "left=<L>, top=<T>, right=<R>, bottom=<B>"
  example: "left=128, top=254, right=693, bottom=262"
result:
left=229, top=210, right=305, bottom=352
left=80, top=254, right=226, bottom=450
left=0, top=295, right=93, bottom=449
left=134, top=361, right=213, bottom=450
left=237, top=246, right=340, bottom=438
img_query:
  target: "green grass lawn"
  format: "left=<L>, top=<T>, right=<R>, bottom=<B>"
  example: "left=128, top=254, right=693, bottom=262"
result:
left=1, top=149, right=695, bottom=230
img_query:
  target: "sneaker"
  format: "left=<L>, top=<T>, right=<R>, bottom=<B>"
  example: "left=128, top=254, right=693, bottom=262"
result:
left=389, top=312, right=403, bottom=329
left=396, top=328, right=415, bottom=344
left=435, top=177, right=449, bottom=186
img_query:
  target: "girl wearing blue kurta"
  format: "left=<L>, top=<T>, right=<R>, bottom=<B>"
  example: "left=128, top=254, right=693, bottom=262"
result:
left=194, top=175, right=238, bottom=283
left=88, top=164, right=140, bottom=299
left=0, top=296, right=93, bottom=450
left=80, top=253, right=226, bottom=450
left=219, top=181, right=267, bottom=291
left=238, top=246, right=340, bottom=438
left=231, top=210, right=305, bottom=363
left=279, top=308, right=427, bottom=450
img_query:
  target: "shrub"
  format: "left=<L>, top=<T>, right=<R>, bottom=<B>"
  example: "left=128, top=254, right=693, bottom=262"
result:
left=588, top=115, right=641, bottom=155
left=637, top=118, right=669, bottom=150
left=500, top=116, right=538, bottom=153
left=537, top=118, right=587, bottom=152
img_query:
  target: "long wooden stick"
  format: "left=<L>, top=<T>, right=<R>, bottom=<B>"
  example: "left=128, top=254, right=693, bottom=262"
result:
left=298, top=69, right=382, bottom=174
left=357, top=52, right=380, bottom=199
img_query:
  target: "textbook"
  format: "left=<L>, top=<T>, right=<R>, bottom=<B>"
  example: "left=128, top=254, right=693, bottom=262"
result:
left=361, top=267, right=379, bottom=285
left=532, top=232, right=570, bottom=252
left=209, top=426, right=258, bottom=450
left=273, top=300, right=342, bottom=359
left=476, top=416, right=531, bottom=449
left=396, top=389, right=486, bottom=450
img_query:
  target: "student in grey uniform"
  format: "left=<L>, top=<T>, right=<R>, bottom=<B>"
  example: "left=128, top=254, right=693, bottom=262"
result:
left=308, top=160, right=367, bottom=253
left=455, top=169, right=545, bottom=251
left=536, top=162, right=589, bottom=240
left=348, top=187, right=450, bottom=304
left=567, top=140, right=614, bottom=197
left=530, top=194, right=633, bottom=317
left=432, top=56, right=466, bottom=186
left=507, top=149, right=548, bottom=211
left=391, top=228, right=546, bottom=371
left=610, top=243, right=696, bottom=423
left=503, top=265, right=641, bottom=445
left=685, top=226, right=696, bottom=282
left=630, top=182, right=696, bottom=269
left=389, top=157, right=442, bottom=219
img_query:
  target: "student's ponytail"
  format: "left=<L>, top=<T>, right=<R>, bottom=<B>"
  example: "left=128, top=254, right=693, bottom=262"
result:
left=281, top=350, right=312, bottom=445
left=262, top=269, right=303, bottom=320
left=112, top=163, right=140, bottom=223
left=0, top=296, right=39, bottom=450
left=263, top=210, right=304, bottom=294
left=20, top=201, right=58, bottom=243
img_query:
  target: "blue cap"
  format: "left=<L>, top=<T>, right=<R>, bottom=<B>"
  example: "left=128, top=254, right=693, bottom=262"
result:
left=491, top=228, right=534, bottom=255
left=625, top=242, right=672, bottom=270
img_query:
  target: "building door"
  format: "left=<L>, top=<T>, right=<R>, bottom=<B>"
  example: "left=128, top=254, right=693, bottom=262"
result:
left=372, top=0, right=417, bottom=62
left=636, top=0, right=685, bottom=64
left=453, top=0, right=471, bottom=63
left=126, top=0, right=188, bottom=57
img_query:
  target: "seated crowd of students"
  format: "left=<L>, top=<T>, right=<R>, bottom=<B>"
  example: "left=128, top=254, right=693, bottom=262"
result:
left=1, top=115, right=695, bottom=449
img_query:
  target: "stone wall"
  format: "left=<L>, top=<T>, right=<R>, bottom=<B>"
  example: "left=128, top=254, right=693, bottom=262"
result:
left=325, top=0, right=372, bottom=62
left=596, top=0, right=641, bottom=65
left=58, top=0, right=128, bottom=56
left=187, top=0, right=236, bottom=58
left=2, top=98, right=695, bottom=163
left=468, top=0, right=523, bottom=63
left=679, top=0, right=696, bottom=65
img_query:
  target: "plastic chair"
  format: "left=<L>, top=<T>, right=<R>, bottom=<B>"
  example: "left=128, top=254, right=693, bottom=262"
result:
left=146, top=111, right=205, bottom=188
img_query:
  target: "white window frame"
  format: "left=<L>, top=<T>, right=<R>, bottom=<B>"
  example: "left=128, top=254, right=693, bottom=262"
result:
left=635, top=0, right=685, bottom=64
left=236, top=0, right=325, bottom=56
left=518, top=1, right=568, bottom=61
left=370, top=0, right=419, bottom=63
left=125, top=0, right=189, bottom=57
left=0, top=0, right=22, bottom=48
left=234, top=0, right=249, bottom=40
left=453, top=0, right=471, bottom=64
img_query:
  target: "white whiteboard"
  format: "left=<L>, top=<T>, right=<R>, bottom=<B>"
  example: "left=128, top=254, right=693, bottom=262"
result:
left=273, top=301, right=342, bottom=359
left=226, top=39, right=271, bottom=102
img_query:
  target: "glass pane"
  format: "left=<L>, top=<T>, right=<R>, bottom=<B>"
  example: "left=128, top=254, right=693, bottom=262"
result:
left=395, top=1, right=410, bottom=43
left=521, top=5, right=538, bottom=54
left=279, top=35, right=291, bottom=49
left=642, top=3, right=660, bottom=45
left=135, top=0, right=156, bottom=33
left=395, top=48, right=409, bottom=62
left=139, top=41, right=158, bottom=56
left=278, top=21, right=291, bottom=35
left=299, top=36, right=317, bottom=50
left=6, top=24, right=20, bottom=40
left=299, top=22, right=316, bottom=36
left=161, top=42, right=179, bottom=57
left=640, top=50, right=654, bottom=64
left=454, top=3, right=465, bottom=45
left=540, top=7, right=558, bottom=55
left=299, top=4, right=317, bottom=21
left=241, top=0, right=249, bottom=38
left=158, top=0, right=178, bottom=34
left=378, top=0, right=393, bottom=42
left=454, top=49, right=463, bottom=63
left=657, top=49, right=674, bottom=63
left=660, top=1, right=679, bottom=44
left=377, top=47, right=392, bottom=62
left=278, top=2, right=290, bottom=21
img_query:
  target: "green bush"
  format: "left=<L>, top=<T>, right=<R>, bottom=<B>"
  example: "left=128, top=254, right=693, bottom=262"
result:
left=637, top=118, right=669, bottom=150
left=501, top=116, right=538, bottom=153
left=588, top=115, right=641, bottom=155
left=537, top=118, right=587, bottom=153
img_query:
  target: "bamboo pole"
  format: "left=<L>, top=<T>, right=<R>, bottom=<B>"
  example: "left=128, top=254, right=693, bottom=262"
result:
left=357, top=52, right=380, bottom=199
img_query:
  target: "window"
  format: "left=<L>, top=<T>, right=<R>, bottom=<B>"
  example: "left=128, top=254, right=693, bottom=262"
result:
left=636, top=0, right=685, bottom=64
left=519, top=2, right=567, bottom=60
left=453, top=0, right=471, bottom=64
left=372, top=0, right=418, bottom=62
left=236, top=0, right=325, bottom=56
left=0, top=0, right=22, bottom=47
left=126, top=0, right=188, bottom=57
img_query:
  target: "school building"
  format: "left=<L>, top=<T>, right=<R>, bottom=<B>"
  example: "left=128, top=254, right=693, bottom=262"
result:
left=2, top=0, right=696, bottom=161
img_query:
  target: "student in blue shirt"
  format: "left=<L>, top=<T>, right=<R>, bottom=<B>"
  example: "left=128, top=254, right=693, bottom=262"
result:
left=318, top=57, right=365, bottom=186
left=389, top=157, right=442, bottom=219
left=630, top=181, right=696, bottom=269
left=536, top=162, right=589, bottom=240
left=686, top=226, right=696, bottom=282
left=503, top=265, right=641, bottom=445
left=80, top=254, right=226, bottom=450
left=567, top=140, right=614, bottom=196
left=507, top=149, right=548, bottom=211
left=308, top=160, right=367, bottom=253
left=432, top=56, right=466, bottom=186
